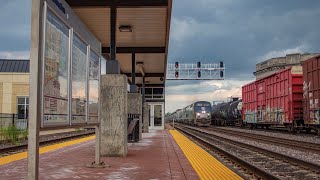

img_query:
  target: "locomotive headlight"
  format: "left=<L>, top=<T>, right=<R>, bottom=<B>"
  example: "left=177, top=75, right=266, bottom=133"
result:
left=207, top=113, right=210, bottom=116
left=197, top=113, right=200, bottom=116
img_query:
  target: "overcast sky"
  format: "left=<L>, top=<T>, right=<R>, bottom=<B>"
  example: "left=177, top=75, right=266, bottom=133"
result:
left=0, top=0, right=320, bottom=113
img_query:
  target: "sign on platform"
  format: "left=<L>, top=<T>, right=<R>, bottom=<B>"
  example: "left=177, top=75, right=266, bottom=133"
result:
left=39, top=0, right=101, bottom=128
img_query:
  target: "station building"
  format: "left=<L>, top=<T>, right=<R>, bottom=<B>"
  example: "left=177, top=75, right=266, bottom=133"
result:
left=253, top=53, right=319, bottom=79
left=0, top=59, right=30, bottom=116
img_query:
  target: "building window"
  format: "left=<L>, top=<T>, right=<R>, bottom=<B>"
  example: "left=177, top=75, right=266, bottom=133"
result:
left=140, top=87, right=164, bottom=99
left=17, top=97, right=29, bottom=119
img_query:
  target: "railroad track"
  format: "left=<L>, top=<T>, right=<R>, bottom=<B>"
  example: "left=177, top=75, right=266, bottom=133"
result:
left=175, top=124, right=320, bottom=180
left=0, top=130, right=95, bottom=156
left=209, top=127, right=320, bottom=154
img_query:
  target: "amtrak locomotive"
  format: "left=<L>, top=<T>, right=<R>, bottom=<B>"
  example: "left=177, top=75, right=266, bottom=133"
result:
left=167, top=101, right=212, bottom=127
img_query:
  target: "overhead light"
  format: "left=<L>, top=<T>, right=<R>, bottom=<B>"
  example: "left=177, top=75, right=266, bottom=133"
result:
left=136, top=62, right=145, bottom=77
left=119, top=25, right=132, bottom=32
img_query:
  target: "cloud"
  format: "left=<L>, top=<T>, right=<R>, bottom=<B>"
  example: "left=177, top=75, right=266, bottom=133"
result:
left=168, top=1, right=320, bottom=79
left=165, top=79, right=253, bottom=112
left=0, top=51, right=30, bottom=59
left=257, top=44, right=308, bottom=62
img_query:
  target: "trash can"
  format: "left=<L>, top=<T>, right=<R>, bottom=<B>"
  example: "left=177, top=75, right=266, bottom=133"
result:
left=128, top=114, right=140, bottom=142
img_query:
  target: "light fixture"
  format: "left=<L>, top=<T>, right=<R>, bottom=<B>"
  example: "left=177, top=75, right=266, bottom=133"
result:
left=119, top=25, right=132, bottom=32
left=136, top=62, right=145, bottom=77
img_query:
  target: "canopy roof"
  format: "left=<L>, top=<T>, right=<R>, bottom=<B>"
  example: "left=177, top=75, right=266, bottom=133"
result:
left=66, top=0, right=172, bottom=87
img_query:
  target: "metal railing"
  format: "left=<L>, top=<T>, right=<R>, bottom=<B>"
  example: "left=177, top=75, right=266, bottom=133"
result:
left=0, top=113, right=28, bottom=130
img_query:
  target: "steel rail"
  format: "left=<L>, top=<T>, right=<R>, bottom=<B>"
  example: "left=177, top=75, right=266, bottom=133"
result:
left=180, top=124, right=320, bottom=173
left=210, top=127, right=320, bottom=154
left=0, top=130, right=95, bottom=154
left=175, top=125, right=279, bottom=180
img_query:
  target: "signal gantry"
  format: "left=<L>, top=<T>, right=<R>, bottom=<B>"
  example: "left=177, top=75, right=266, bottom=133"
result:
left=166, top=61, right=225, bottom=80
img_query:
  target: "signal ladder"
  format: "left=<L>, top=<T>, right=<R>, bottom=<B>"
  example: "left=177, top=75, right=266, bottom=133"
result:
left=166, top=61, right=225, bottom=80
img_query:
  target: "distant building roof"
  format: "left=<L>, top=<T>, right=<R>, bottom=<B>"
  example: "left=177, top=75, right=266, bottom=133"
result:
left=0, top=59, right=29, bottom=73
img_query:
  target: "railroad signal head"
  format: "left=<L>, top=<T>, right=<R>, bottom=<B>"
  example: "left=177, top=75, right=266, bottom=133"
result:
left=197, top=62, right=201, bottom=68
left=198, top=71, right=201, bottom=77
left=220, top=61, right=224, bottom=68
left=175, top=62, right=179, bottom=68
left=175, top=71, right=179, bottom=78
left=220, top=71, right=224, bottom=78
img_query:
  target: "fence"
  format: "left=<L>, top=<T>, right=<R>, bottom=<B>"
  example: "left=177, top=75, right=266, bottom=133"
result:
left=0, top=113, right=28, bottom=130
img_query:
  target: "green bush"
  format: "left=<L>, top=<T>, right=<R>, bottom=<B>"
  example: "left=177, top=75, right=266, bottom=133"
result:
left=22, top=128, right=28, bottom=140
left=6, top=125, right=20, bottom=143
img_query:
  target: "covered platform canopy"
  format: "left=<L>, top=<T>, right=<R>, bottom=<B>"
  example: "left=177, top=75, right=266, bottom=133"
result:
left=66, top=0, right=172, bottom=87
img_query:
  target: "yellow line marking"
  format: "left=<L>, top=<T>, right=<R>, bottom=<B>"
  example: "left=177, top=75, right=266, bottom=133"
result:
left=0, top=135, right=95, bottom=166
left=170, top=130, right=243, bottom=180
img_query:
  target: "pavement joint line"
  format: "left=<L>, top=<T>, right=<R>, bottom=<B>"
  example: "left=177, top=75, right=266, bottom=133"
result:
left=0, top=135, right=95, bottom=166
left=169, top=130, right=242, bottom=180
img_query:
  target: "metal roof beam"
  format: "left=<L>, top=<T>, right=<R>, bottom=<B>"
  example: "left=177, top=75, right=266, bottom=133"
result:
left=125, top=73, right=164, bottom=77
left=102, top=47, right=165, bottom=54
left=136, top=84, right=164, bottom=87
left=66, top=0, right=168, bottom=7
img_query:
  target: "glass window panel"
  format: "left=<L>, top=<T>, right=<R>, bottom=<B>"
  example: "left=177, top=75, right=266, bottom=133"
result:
left=88, top=49, right=99, bottom=123
left=145, top=88, right=152, bottom=94
left=153, top=88, right=163, bottom=94
left=26, top=98, right=29, bottom=105
left=154, top=105, right=162, bottom=126
left=71, top=35, right=87, bottom=124
left=43, top=10, right=69, bottom=124
left=18, top=98, right=25, bottom=105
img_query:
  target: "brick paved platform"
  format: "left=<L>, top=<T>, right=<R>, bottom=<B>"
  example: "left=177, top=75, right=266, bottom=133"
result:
left=0, top=130, right=199, bottom=180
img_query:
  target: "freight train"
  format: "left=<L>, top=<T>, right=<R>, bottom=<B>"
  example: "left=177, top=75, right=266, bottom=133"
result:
left=167, top=101, right=212, bottom=126
left=211, top=98, right=242, bottom=126
left=242, top=55, right=320, bottom=135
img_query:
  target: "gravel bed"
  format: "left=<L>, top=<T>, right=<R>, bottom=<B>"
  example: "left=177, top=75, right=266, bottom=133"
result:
left=215, top=126, right=320, bottom=144
left=186, top=128, right=320, bottom=180
left=206, top=129, right=320, bottom=166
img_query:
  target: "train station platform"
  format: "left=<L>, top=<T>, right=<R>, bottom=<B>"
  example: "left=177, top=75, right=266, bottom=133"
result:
left=0, top=130, right=198, bottom=179
left=0, top=129, right=241, bottom=179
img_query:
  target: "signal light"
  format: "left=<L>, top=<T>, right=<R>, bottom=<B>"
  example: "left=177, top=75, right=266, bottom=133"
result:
left=220, top=71, right=223, bottom=78
left=175, top=71, right=179, bottom=78
left=198, top=71, right=201, bottom=77
left=175, top=62, right=179, bottom=68
left=197, top=62, right=201, bottom=68
left=220, top=61, right=223, bottom=68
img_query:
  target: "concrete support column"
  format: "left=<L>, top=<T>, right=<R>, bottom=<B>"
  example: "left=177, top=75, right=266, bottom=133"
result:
left=100, top=74, right=128, bottom=157
left=127, top=93, right=142, bottom=140
left=143, top=103, right=150, bottom=133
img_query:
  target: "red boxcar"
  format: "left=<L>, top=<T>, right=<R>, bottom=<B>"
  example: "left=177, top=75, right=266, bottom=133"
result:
left=242, top=66, right=303, bottom=128
left=302, top=55, right=320, bottom=133
left=242, top=81, right=257, bottom=124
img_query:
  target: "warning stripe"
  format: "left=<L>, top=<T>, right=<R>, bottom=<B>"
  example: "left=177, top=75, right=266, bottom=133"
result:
left=169, top=130, right=242, bottom=180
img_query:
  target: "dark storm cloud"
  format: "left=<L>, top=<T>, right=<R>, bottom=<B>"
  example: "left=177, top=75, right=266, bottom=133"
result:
left=168, top=0, right=320, bottom=80
left=0, top=0, right=31, bottom=51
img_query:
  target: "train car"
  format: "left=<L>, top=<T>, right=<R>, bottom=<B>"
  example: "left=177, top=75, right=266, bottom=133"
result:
left=211, top=102, right=227, bottom=125
left=302, top=55, right=320, bottom=135
left=242, top=66, right=304, bottom=130
left=211, top=99, right=242, bottom=126
left=226, top=99, right=242, bottom=125
left=174, top=101, right=212, bottom=126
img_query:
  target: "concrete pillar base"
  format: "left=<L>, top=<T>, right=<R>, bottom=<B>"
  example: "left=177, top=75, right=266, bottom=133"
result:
left=100, top=74, right=128, bottom=157
left=143, top=104, right=150, bottom=133
left=127, top=93, right=142, bottom=140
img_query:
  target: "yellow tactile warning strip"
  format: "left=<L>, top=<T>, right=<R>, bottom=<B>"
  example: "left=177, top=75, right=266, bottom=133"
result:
left=0, top=135, right=95, bottom=166
left=170, top=130, right=242, bottom=180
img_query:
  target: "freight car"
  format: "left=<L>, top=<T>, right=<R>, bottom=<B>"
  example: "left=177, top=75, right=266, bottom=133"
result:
left=242, top=64, right=320, bottom=135
left=168, top=101, right=212, bottom=127
left=302, top=55, right=320, bottom=134
left=242, top=66, right=303, bottom=130
left=211, top=99, right=242, bottom=126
